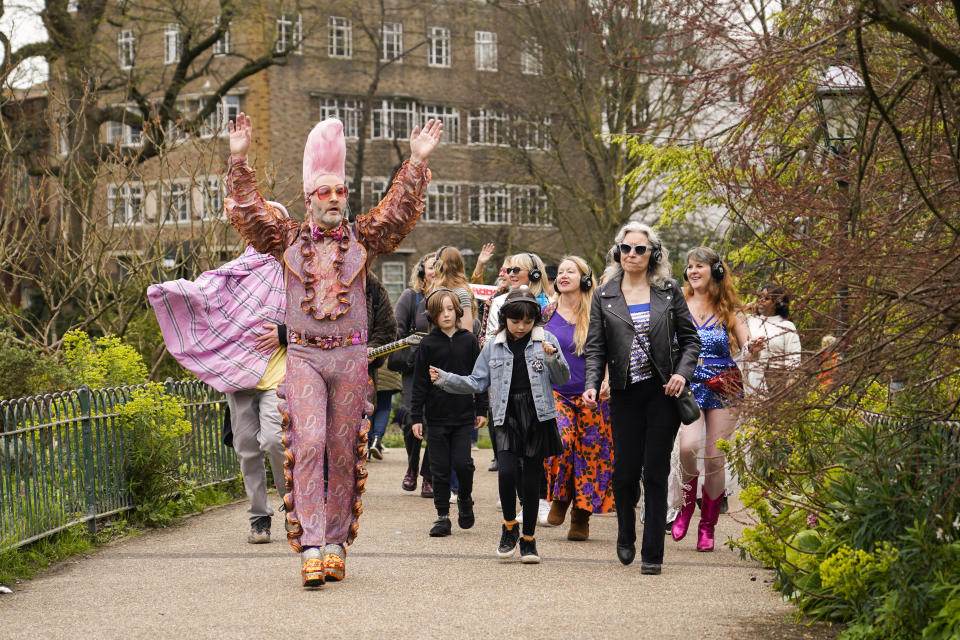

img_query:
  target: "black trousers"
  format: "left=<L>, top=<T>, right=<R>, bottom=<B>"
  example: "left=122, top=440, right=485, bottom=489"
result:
left=401, top=418, right=430, bottom=481
left=609, top=378, right=680, bottom=565
left=427, top=421, right=475, bottom=515
left=497, top=449, right=543, bottom=537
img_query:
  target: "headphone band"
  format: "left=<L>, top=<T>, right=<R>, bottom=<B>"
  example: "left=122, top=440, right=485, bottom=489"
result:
left=425, top=287, right=457, bottom=305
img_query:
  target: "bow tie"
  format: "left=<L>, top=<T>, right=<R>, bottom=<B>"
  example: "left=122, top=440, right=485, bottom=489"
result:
left=308, top=224, right=345, bottom=242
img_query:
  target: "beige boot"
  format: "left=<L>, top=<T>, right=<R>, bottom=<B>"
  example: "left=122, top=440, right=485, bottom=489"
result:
left=547, top=500, right=570, bottom=526
left=567, top=508, right=590, bottom=541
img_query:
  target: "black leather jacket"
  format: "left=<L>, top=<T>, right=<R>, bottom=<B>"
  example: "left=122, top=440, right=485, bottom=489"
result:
left=584, top=276, right=701, bottom=392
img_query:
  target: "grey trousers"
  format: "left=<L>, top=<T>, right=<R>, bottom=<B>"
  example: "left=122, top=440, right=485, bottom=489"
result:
left=226, top=389, right=286, bottom=522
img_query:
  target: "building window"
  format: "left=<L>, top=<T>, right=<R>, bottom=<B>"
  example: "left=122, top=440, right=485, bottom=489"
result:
left=475, top=31, right=497, bottom=71
left=164, top=23, right=181, bottom=65
left=161, top=182, right=190, bottom=223
left=107, top=183, right=144, bottom=224
left=513, top=186, right=550, bottom=226
left=515, top=116, right=551, bottom=150
left=196, top=95, right=240, bottom=138
left=276, top=13, right=302, bottom=54
left=424, top=183, right=460, bottom=223
left=105, top=108, right=142, bottom=147
left=381, top=262, right=406, bottom=303
left=213, top=16, right=231, bottom=56
left=320, top=98, right=360, bottom=138
left=420, top=104, right=459, bottom=144
left=118, top=30, right=136, bottom=69
left=362, top=178, right=390, bottom=209
left=428, top=27, right=450, bottom=67
left=468, top=108, right=507, bottom=146
left=521, top=38, right=542, bottom=76
left=469, top=185, right=510, bottom=225
left=328, top=16, right=352, bottom=58
left=382, top=22, right=403, bottom=62
left=201, top=177, right=224, bottom=219
left=371, top=99, right=415, bottom=140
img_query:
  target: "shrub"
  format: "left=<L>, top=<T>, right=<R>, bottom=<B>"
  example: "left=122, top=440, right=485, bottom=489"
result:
left=62, top=330, right=148, bottom=388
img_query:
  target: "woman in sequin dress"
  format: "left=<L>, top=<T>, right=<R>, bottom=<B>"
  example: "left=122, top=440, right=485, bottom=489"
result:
left=671, top=247, right=762, bottom=552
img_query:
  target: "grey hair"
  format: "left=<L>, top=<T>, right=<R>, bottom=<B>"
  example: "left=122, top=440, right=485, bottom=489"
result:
left=600, top=221, right=673, bottom=288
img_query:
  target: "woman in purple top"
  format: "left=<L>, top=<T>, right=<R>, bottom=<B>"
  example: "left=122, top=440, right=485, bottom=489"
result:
left=542, top=256, right=615, bottom=541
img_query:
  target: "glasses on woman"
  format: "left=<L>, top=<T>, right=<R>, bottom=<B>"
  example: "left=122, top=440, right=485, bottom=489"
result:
left=308, top=184, right=348, bottom=200
left=618, top=243, right=653, bottom=256
left=505, top=267, right=527, bottom=275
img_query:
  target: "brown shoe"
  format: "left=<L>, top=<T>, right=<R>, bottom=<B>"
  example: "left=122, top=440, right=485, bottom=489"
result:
left=420, top=478, right=434, bottom=498
left=402, top=466, right=417, bottom=492
left=567, top=508, right=590, bottom=541
left=547, top=500, right=570, bottom=526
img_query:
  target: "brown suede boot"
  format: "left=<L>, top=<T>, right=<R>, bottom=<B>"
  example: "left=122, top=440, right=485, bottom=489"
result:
left=547, top=500, right=570, bottom=526
left=567, top=508, right=590, bottom=541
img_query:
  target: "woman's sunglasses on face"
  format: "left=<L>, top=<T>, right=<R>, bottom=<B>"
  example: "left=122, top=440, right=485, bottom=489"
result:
left=307, top=184, right=348, bottom=201
left=619, top=243, right=653, bottom=256
left=505, top=267, right=528, bottom=275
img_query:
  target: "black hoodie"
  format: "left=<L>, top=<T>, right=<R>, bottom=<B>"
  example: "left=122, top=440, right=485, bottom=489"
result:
left=411, top=327, right=487, bottom=426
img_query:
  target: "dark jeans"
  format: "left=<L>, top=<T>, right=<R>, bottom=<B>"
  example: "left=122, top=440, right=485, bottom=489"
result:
left=609, top=378, right=680, bottom=564
left=497, top=449, right=543, bottom=537
left=427, top=422, right=475, bottom=515
left=371, top=390, right=397, bottom=439
left=401, top=415, right=430, bottom=481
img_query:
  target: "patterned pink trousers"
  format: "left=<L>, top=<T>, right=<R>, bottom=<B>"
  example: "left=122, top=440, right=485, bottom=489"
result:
left=278, top=342, right=369, bottom=551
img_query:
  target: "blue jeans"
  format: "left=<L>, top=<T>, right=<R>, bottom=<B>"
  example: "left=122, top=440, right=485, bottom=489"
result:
left=372, top=390, right=397, bottom=439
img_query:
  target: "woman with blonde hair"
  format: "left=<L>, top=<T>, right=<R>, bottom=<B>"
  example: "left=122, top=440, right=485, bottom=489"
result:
left=429, top=246, right=477, bottom=332
left=671, top=246, right=762, bottom=552
left=484, top=252, right=549, bottom=341
left=542, top=256, right=615, bottom=541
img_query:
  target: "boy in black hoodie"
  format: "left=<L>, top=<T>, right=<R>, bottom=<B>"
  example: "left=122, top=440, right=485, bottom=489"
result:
left=411, top=288, right=487, bottom=537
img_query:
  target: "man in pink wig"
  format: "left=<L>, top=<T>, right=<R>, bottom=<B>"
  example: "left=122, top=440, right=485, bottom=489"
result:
left=225, top=112, right=442, bottom=587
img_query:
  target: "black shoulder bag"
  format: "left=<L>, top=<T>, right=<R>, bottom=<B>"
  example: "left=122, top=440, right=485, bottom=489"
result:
left=634, top=309, right=701, bottom=426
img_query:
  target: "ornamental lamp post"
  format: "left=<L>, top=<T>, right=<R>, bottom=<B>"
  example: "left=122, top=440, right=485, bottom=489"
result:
left=814, top=64, right=865, bottom=338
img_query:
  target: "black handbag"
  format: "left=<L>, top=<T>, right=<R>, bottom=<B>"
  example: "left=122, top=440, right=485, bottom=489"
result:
left=634, top=333, right=701, bottom=426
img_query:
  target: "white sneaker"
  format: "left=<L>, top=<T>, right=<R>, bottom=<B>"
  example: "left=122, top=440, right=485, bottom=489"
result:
left=516, top=510, right=523, bottom=524
left=450, top=492, right=458, bottom=504
left=497, top=498, right=502, bottom=510
left=537, top=499, right=553, bottom=526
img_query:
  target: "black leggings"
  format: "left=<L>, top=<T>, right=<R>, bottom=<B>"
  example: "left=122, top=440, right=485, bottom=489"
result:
left=497, top=449, right=543, bottom=537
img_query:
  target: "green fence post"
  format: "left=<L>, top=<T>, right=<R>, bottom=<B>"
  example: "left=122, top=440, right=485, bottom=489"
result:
left=79, top=385, right=97, bottom=535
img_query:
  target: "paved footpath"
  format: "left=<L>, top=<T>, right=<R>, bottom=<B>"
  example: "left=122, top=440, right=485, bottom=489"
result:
left=0, top=449, right=826, bottom=640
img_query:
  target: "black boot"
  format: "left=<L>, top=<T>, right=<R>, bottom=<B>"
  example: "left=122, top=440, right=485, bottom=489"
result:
left=369, top=435, right=383, bottom=460
left=614, top=487, right=637, bottom=565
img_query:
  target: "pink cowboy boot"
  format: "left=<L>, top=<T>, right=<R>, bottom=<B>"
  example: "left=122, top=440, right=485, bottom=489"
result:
left=671, top=474, right=699, bottom=542
left=697, top=488, right=723, bottom=552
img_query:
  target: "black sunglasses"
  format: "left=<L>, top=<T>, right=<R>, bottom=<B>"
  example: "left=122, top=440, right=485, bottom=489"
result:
left=618, top=243, right=653, bottom=256
left=505, top=267, right=527, bottom=275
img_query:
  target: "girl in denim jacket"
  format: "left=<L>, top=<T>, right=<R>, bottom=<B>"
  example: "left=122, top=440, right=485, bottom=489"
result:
left=430, top=289, right=570, bottom=563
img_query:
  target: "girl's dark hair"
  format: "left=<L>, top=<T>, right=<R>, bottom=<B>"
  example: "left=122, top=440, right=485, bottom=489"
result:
left=497, top=288, right=543, bottom=333
left=760, top=284, right=790, bottom=318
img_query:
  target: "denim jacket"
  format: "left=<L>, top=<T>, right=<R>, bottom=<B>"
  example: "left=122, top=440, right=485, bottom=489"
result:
left=434, top=326, right=570, bottom=426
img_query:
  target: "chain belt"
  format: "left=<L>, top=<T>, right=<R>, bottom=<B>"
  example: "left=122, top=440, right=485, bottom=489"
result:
left=288, top=329, right=367, bottom=349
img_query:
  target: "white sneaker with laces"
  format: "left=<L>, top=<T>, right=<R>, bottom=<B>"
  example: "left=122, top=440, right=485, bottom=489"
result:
left=537, top=499, right=554, bottom=526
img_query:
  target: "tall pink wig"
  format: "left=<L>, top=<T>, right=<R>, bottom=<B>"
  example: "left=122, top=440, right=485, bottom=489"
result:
left=302, top=118, right=346, bottom=196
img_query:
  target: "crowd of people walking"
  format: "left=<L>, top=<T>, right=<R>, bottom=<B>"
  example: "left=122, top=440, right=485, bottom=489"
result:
left=150, top=113, right=802, bottom=587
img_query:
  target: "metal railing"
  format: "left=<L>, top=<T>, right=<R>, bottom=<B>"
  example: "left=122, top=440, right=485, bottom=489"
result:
left=1, top=380, right=237, bottom=551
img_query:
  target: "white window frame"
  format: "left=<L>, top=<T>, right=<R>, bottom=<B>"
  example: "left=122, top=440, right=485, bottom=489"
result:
left=424, top=183, right=461, bottom=223
left=419, top=104, right=459, bottom=144
left=197, top=95, right=240, bottom=138
left=107, top=183, right=145, bottom=225
left=319, top=97, right=360, bottom=139
left=160, top=181, right=191, bottom=223
left=469, top=184, right=510, bottom=225
left=328, top=16, right=352, bottom=58
left=164, top=23, right=181, bottom=65
left=362, top=177, right=390, bottom=209
left=381, top=22, right=403, bottom=63
left=468, top=108, right=507, bottom=146
left=521, top=38, right=542, bottom=76
left=275, top=13, right=303, bottom=55
left=513, top=185, right=550, bottom=226
left=475, top=31, right=497, bottom=72
left=371, top=99, right=415, bottom=140
left=428, top=26, right=450, bottom=68
left=105, top=107, right=142, bottom=147
left=118, top=30, right=136, bottom=69
left=381, top=262, right=406, bottom=303
left=200, top=176, right=224, bottom=219
left=213, top=16, right=231, bottom=56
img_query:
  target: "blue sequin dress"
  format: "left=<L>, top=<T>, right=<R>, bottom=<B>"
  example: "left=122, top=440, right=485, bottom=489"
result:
left=689, top=315, right=739, bottom=410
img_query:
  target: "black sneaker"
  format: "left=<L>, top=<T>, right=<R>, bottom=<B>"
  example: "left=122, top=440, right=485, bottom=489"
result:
left=496, top=524, right=520, bottom=559
left=429, top=516, right=452, bottom=537
left=519, top=537, right=540, bottom=564
left=458, top=499, right=475, bottom=529
left=369, top=436, right=383, bottom=460
left=640, top=562, right=662, bottom=575
left=248, top=515, right=271, bottom=544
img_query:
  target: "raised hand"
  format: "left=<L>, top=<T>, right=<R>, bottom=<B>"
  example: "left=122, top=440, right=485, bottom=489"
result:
left=477, top=243, right=495, bottom=266
left=409, top=119, right=444, bottom=164
left=228, top=112, right=253, bottom=160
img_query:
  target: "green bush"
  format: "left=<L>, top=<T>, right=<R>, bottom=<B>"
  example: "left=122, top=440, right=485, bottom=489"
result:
left=62, top=330, right=147, bottom=388
left=117, top=382, right=192, bottom=526
left=0, top=334, right=72, bottom=400
left=729, top=386, right=960, bottom=639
